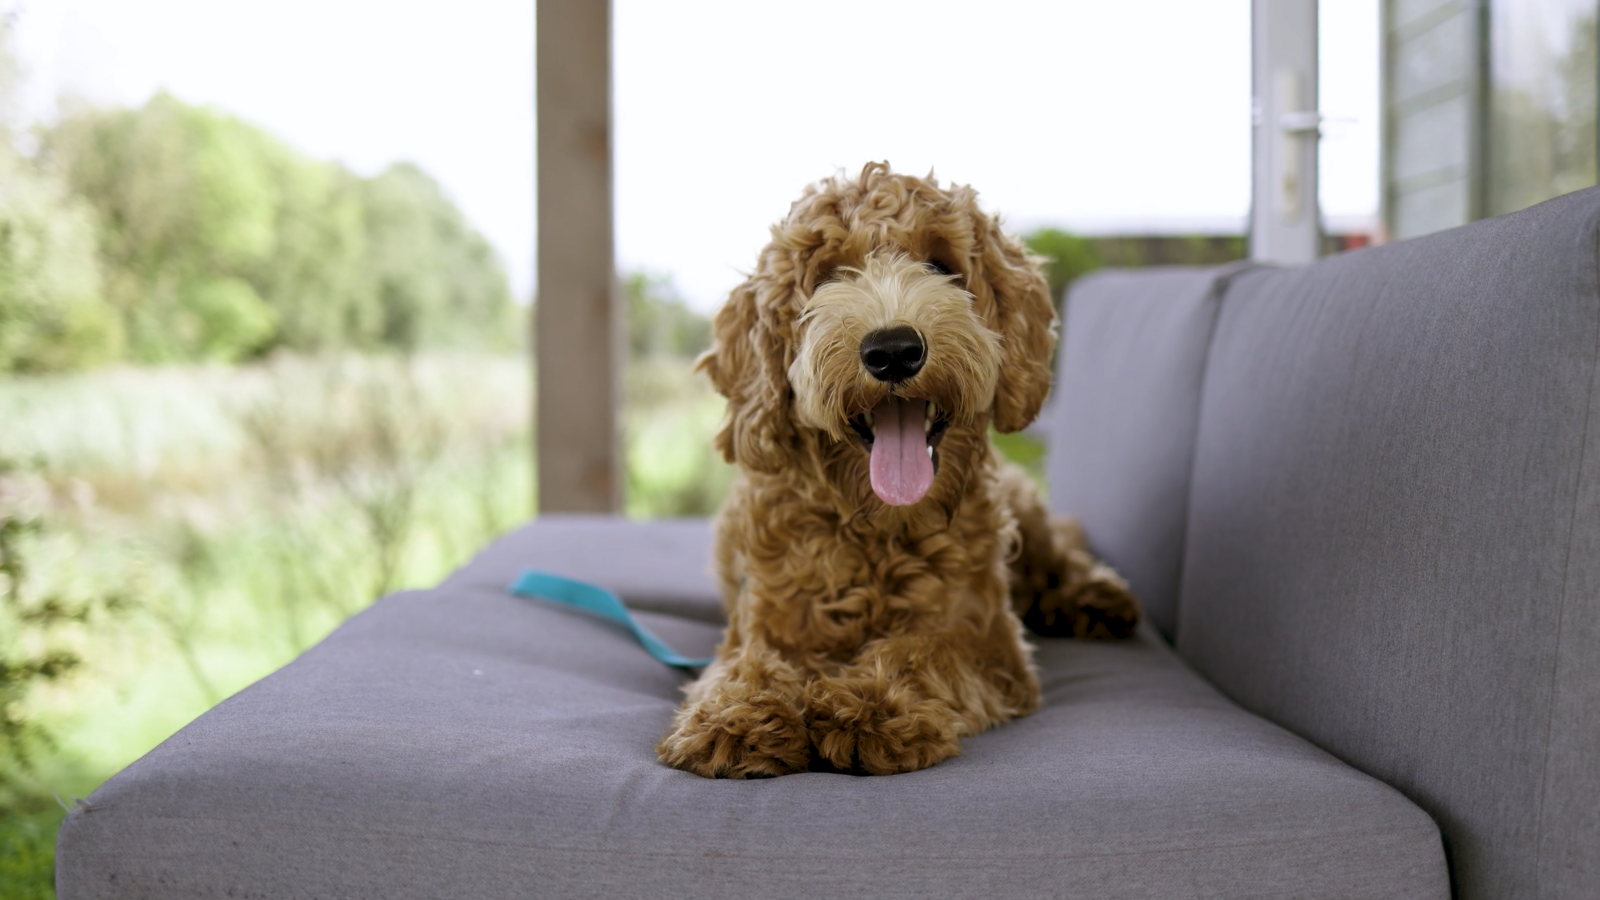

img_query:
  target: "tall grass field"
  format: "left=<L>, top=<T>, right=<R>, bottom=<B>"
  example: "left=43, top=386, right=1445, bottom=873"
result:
left=0, top=351, right=730, bottom=898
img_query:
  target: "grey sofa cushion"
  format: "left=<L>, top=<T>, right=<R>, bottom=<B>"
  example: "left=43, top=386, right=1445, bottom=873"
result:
left=1177, top=187, right=1600, bottom=900
left=1050, top=265, right=1250, bottom=640
left=438, top=515, right=723, bottom=622
left=57, top=518, right=1446, bottom=899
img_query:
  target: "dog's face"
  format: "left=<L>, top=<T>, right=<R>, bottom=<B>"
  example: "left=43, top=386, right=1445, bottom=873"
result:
left=699, top=162, right=1057, bottom=510
left=790, top=253, right=1001, bottom=506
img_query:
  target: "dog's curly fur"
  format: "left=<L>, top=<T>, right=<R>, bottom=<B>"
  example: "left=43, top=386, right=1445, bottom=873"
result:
left=657, top=162, right=1140, bottom=778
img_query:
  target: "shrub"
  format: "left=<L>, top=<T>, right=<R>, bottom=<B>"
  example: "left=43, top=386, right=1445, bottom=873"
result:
left=38, top=93, right=515, bottom=363
left=0, top=147, right=122, bottom=373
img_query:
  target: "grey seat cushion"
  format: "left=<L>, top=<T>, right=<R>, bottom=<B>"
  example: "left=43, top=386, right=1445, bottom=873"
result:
left=1050, top=265, right=1252, bottom=641
left=1177, top=187, right=1600, bottom=900
left=58, top=518, right=1447, bottom=899
left=438, top=515, right=724, bottom=623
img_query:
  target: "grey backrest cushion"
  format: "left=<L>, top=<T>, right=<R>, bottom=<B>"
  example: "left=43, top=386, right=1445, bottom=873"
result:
left=1049, top=265, right=1249, bottom=640
left=1177, top=187, right=1600, bottom=900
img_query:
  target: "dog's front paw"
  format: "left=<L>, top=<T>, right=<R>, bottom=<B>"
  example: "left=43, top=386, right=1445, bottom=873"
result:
left=1024, top=560, right=1142, bottom=640
left=657, top=691, right=810, bottom=779
left=805, top=676, right=962, bottom=776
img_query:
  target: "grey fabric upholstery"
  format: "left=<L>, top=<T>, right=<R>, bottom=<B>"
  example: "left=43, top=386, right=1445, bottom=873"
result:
left=439, top=515, right=723, bottom=622
left=56, top=518, right=1447, bottom=899
left=1050, top=265, right=1250, bottom=640
left=1177, top=187, right=1600, bottom=900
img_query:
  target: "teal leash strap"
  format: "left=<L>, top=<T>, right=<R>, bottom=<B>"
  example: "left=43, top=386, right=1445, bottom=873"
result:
left=508, top=570, right=713, bottom=669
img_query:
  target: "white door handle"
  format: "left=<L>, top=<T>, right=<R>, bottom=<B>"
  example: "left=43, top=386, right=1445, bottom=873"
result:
left=1279, top=110, right=1325, bottom=133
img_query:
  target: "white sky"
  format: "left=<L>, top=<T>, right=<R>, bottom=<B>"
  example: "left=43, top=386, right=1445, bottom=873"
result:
left=8, top=0, right=1378, bottom=312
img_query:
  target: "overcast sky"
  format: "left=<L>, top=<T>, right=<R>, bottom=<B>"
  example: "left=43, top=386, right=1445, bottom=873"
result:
left=9, top=0, right=1377, bottom=312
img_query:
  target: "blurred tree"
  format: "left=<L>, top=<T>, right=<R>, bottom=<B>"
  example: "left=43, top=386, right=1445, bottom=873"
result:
left=46, top=93, right=282, bottom=361
left=0, top=457, right=129, bottom=802
left=361, top=162, right=514, bottom=352
left=0, top=147, right=122, bottom=373
left=42, top=93, right=515, bottom=362
left=1024, top=228, right=1250, bottom=311
left=624, top=272, right=710, bottom=361
left=250, top=155, right=377, bottom=352
left=0, top=11, right=119, bottom=373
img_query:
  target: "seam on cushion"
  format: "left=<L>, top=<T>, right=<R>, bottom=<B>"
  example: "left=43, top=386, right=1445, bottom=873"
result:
left=1168, top=261, right=1262, bottom=644
left=76, top=811, right=1443, bottom=865
left=1533, top=201, right=1600, bottom=897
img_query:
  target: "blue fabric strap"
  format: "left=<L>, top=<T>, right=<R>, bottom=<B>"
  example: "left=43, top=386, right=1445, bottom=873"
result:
left=508, top=569, right=713, bottom=669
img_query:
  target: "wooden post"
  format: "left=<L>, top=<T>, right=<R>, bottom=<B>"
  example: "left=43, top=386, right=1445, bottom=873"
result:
left=536, top=0, right=621, bottom=513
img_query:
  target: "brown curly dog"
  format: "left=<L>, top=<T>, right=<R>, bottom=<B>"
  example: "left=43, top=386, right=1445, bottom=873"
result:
left=657, top=162, right=1141, bottom=779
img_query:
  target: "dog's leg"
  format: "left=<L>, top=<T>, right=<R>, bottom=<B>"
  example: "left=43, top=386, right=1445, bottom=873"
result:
left=998, top=464, right=1142, bottom=640
left=657, top=488, right=816, bottom=779
left=656, top=638, right=813, bottom=779
left=805, top=616, right=1039, bottom=776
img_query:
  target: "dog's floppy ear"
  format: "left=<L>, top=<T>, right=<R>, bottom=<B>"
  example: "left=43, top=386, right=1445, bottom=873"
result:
left=976, top=221, right=1057, bottom=433
left=695, top=272, right=797, bottom=473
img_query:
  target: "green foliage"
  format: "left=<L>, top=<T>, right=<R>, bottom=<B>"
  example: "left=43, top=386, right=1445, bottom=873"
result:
left=0, top=464, right=78, bottom=785
left=1024, top=228, right=1250, bottom=312
left=23, top=92, right=514, bottom=368
left=1024, top=227, right=1102, bottom=307
left=45, top=94, right=280, bottom=362
left=180, top=276, right=279, bottom=362
left=0, top=803, right=62, bottom=900
left=625, top=272, right=711, bottom=361
left=0, top=148, right=123, bottom=373
left=625, top=355, right=732, bottom=518
left=1089, top=233, right=1246, bottom=269
left=255, top=162, right=374, bottom=351
left=620, top=275, right=725, bottom=517
left=0, top=352, right=531, bottom=770
left=361, top=163, right=514, bottom=351
left=0, top=457, right=128, bottom=807
left=0, top=354, right=535, bottom=896
left=991, top=430, right=1047, bottom=481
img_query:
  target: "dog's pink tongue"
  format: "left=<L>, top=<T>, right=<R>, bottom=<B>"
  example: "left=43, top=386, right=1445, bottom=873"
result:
left=869, top=397, right=933, bottom=506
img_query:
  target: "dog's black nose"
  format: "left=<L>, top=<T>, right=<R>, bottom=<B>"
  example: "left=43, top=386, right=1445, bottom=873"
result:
left=860, top=326, right=926, bottom=382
